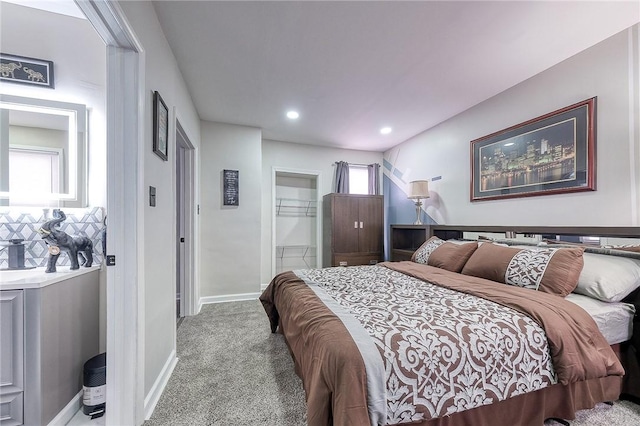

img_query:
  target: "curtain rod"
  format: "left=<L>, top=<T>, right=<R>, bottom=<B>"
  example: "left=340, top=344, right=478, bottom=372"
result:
left=334, top=161, right=380, bottom=167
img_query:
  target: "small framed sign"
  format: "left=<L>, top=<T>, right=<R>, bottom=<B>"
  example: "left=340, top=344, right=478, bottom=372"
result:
left=0, top=53, right=54, bottom=89
left=223, top=169, right=239, bottom=206
left=153, top=91, right=169, bottom=161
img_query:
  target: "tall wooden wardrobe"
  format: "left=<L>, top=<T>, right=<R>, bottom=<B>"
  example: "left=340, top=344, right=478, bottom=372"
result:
left=322, top=193, right=384, bottom=267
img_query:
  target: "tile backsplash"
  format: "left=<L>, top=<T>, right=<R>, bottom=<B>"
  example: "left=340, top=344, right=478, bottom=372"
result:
left=0, top=207, right=105, bottom=269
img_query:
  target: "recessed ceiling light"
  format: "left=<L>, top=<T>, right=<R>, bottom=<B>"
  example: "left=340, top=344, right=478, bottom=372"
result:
left=380, top=127, right=392, bottom=135
left=286, top=110, right=299, bottom=119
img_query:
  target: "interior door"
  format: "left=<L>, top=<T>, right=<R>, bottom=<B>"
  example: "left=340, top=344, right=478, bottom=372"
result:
left=176, top=139, right=186, bottom=321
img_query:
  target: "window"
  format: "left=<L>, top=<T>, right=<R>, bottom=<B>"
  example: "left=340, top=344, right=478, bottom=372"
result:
left=9, top=146, right=61, bottom=206
left=348, top=165, right=369, bottom=195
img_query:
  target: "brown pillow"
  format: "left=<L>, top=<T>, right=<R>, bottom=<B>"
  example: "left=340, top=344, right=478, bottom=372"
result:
left=427, top=242, right=479, bottom=273
left=461, top=243, right=584, bottom=297
left=412, top=236, right=478, bottom=273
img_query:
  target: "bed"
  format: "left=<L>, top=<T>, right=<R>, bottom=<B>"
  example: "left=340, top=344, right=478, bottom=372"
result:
left=260, top=225, right=640, bottom=426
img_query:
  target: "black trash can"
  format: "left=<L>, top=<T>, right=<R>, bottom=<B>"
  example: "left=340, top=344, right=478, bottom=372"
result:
left=83, top=352, right=106, bottom=417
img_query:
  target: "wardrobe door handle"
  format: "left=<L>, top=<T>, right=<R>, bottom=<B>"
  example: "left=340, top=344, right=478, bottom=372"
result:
left=360, top=222, right=363, bottom=228
left=354, top=221, right=358, bottom=228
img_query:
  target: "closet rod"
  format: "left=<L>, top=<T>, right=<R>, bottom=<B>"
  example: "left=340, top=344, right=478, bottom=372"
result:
left=333, top=161, right=380, bottom=167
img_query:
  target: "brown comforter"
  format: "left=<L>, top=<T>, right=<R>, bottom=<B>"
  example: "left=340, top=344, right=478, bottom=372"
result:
left=260, top=262, right=624, bottom=426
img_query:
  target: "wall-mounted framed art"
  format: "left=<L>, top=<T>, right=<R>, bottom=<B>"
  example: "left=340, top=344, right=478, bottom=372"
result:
left=0, top=53, right=54, bottom=88
left=153, top=90, right=169, bottom=161
left=223, top=169, right=239, bottom=206
left=470, top=97, right=596, bottom=202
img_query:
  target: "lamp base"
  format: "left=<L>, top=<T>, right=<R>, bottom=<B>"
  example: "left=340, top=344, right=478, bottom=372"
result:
left=413, top=200, right=423, bottom=225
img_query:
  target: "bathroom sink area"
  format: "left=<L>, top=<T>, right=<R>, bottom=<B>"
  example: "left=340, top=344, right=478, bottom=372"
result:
left=0, top=268, right=41, bottom=277
left=1, top=264, right=101, bottom=425
left=0, top=266, right=100, bottom=289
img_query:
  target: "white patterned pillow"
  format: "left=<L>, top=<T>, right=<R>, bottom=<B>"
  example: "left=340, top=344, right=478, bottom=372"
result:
left=411, top=236, right=445, bottom=264
left=505, top=248, right=559, bottom=290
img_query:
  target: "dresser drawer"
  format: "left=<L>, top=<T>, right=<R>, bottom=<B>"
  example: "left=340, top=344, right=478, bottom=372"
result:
left=332, top=254, right=381, bottom=267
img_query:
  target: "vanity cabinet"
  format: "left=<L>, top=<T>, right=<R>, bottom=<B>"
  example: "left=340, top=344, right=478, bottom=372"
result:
left=0, top=290, right=24, bottom=426
left=0, top=267, right=100, bottom=426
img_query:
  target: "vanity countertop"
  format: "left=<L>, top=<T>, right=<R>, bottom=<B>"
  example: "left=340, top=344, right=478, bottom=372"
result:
left=0, top=265, right=101, bottom=290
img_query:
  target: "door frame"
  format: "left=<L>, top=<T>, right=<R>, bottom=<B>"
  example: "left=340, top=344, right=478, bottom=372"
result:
left=271, top=167, right=322, bottom=277
left=174, top=112, right=197, bottom=317
left=76, top=1, right=145, bottom=424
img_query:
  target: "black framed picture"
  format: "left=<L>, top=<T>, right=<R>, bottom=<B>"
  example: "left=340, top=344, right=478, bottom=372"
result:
left=0, top=53, right=54, bottom=89
left=153, top=91, right=169, bottom=161
left=223, top=169, right=239, bottom=206
left=470, top=97, right=596, bottom=201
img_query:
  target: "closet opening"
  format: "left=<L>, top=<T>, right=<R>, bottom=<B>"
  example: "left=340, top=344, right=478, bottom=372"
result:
left=273, top=170, right=320, bottom=276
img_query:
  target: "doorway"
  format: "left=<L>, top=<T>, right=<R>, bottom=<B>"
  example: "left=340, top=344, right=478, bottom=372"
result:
left=76, top=1, right=145, bottom=424
left=175, top=119, right=195, bottom=324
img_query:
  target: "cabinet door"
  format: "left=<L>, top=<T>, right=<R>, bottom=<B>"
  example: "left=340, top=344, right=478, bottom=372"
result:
left=358, top=196, right=383, bottom=253
left=1, top=291, right=23, bottom=396
left=332, top=196, right=360, bottom=253
left=1, top=290, right=24, bottom=425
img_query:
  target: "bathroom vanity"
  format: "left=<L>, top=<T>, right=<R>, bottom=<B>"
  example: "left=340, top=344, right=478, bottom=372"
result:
left=0, top=266, right=100, bottom=426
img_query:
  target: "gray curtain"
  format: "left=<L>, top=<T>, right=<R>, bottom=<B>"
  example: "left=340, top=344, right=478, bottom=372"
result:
left=335, top=161, right=350, bottom=193
left=368, top=163, right=380, bottom=195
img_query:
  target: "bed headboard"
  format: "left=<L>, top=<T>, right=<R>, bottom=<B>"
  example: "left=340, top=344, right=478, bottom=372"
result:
left=430, top=225, right=640, bottom=241
left=428, top=224, right=640, bottom=311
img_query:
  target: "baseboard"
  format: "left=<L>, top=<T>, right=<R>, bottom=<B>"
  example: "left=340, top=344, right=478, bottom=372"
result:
left=199, top=292, right=262, bottom=306
left=144, top=350, right=178, bottom=420
left=47, top=390, right=82, bottom=426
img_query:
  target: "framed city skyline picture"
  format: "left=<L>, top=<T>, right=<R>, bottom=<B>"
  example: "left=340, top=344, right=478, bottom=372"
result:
left=470, top=97, right=596, bottom=202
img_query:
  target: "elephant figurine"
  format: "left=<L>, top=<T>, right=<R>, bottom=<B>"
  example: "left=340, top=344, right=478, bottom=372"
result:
left=38, top=209, right=93, bottom=273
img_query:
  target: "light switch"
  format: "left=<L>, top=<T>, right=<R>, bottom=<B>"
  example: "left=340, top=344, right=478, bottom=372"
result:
left=149, top=186, right=156, bottom=207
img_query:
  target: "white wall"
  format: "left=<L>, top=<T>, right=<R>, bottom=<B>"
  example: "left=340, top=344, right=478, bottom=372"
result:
left=118, top=0, right=202, bottom=398
left=0, top=2, right=107, bottom=207
left=199, top=121, right=262, bottom=297
left=384, top=24, right=640, bottom=227
left=261, top=139, right=383, bottom=284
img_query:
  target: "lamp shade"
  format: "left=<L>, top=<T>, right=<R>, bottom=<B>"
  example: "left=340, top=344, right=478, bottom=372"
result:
left=408, top=180, right=430, bottom=199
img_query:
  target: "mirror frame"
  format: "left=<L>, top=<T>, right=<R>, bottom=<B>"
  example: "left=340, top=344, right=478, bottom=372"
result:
left=0, top=94, right=87, bottom=207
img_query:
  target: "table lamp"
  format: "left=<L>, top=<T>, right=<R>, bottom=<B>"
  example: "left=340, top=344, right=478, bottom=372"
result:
left=408, top=180, right=430, bottom=225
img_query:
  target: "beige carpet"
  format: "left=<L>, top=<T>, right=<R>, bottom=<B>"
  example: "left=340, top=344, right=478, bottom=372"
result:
left=146, top=300, right=640, bottom=426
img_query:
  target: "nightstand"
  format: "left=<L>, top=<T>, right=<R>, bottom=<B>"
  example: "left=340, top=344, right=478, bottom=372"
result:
left=390, top=225, right=430, bottom=261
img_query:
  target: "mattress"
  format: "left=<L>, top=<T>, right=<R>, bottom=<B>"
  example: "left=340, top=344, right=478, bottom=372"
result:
left=565, top=292, right=635, bottom=345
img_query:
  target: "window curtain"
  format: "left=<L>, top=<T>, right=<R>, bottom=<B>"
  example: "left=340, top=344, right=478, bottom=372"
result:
left=335, top=161, right=350, bottom=193
left=368, top=163, right=380, bottom=195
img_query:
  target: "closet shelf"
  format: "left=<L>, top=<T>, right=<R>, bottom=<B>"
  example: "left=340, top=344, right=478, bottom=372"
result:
left=276, top=245, right=316, bottom=268
left=276, top=198, right=317, bottom=217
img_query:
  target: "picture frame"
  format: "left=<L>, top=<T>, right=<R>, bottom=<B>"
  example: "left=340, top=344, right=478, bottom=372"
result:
left=0, top=53, right=54, bottom=89
left=470, top=97, right=596, bottom=202
left=222, top=169, right=239, bottom=206
left=153, top=90, right=169, bottom=161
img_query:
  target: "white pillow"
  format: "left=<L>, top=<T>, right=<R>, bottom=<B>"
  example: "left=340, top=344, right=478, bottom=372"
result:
left=574, top=252, right=640, bottom=302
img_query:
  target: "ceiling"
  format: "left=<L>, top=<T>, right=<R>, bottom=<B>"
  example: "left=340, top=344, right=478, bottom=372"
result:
left=152, top=1, right=639, bottom=152
left=8, top=1, right=639, bottom=152
left=2, top=0, right=85, bottom=19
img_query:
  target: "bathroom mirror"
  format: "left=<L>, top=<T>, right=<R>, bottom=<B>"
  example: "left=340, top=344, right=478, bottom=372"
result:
left=0, top=94, right=87, bottom=207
